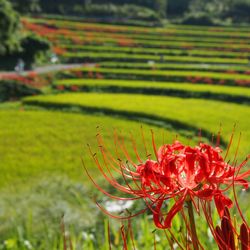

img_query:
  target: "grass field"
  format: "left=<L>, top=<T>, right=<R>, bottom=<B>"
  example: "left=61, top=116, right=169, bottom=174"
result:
left=63, top=44, right=250, bottom=59
left=64, top=52, right=249, bottom=64
left=67, top=66, right=250, bottom=86
left=99, top=61, right=250, bottom=72
left=23, top=93, right=250, bottom=160
left=54, top=78, right=250, bottom=104
left=29, top=17, right=250, bottom=38
left=1, top=108, right=187, bottom=189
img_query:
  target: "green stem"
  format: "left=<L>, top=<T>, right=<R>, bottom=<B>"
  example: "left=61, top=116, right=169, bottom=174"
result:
left=187, top=200, right=199, bottom=250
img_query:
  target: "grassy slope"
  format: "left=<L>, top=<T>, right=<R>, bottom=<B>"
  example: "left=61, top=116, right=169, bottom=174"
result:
left=73, top=67, right=250, bottom=81
left=64, top=52, right=249, bottom=64
left=59, top=31, right=250, bottom=46
left=99, top=61, right=250, bottom=72
left=55, top=78, right=250, bottom=98
left=63, top=44, right=250, bottom=58
left=0, top=109, right=189, bottom=189
left=23, top=93, right=250, bottom=160
left=30, top=18, right=250, bottom=38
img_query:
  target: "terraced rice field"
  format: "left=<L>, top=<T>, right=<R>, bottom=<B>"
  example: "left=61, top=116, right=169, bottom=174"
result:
left=23, top=92, right=250, bottom=159
left=23, top=17, right=250, bottom=86
left=22, top=14, right=250, bottom=197
left=1, top=17, right=249, bottom=249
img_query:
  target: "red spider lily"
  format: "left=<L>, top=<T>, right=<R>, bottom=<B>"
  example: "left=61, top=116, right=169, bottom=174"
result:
left=56, top=85, right=65, bottom=91
left=88, top=71, right=94, bottom=78
left=96, top=72, right=104, bottom=79
left=72, top=70, right=83, bottom=78
left=219, top=79, right=226, bottom=85
left=0, top=73, right=46, bottom=87
left=204, top=77, right=213, bottom=84
left=118, top=38, right=135, bottom=47
left=84, top=131, right=249, bottom=231
left=235, top=79, right=250, bottom=87
left=214, top=207, right=249, bottom=250
left=53, top=46, right=67, bottom=55
left=70, top=85, right=79, bottom=92
left=131, top=140, right=249, bottom=228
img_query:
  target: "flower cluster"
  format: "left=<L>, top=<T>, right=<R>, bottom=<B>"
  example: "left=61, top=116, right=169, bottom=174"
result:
left=134, top=141, right=248, bottom=228
left=85, top=133, right=249, bottom=232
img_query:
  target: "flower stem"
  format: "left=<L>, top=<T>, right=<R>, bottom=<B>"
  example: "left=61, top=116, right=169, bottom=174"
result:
left=187, top=200, right=199, bottom=250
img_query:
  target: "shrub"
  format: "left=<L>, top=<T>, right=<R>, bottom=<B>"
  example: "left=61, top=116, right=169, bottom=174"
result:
left=20, top=34, right=51, bottom=68
left=226, top=0, right=250, bottom=23
left=0, top=0, right=21, bottom=55
left=182, top=12, right=215, bottom=26
left=84, top=4, right=160, bottom=21
left=0, top=80, right=41, bottom=102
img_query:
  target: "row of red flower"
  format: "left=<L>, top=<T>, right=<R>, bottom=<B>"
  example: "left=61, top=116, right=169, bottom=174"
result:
left=0, top=72, right=52, bottom=88
left=22, top=19, right=250, bottom=53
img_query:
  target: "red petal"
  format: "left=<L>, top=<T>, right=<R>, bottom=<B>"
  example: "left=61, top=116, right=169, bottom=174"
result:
left=153, top=199, right=165, bottom=229
left=240, top=222, right=249, bottom=250
left=221, top=217, right=235, bottom=250
left=153, top=191, right=187, bottom=229
left=215, top=226, right=226, bottom=250
left=234, top=178, right=249, bottom=189
left=163, top=196, right=186, bottom=228
left=196, top=189, right=214, bottom=200
left=214, top=192, right=233, bottom=218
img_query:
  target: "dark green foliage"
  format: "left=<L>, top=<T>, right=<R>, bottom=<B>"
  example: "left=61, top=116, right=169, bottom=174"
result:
left=154, top=0, right=168, bottom=18
left=7, top=0, right=250, bottom=26
left=182, top=12, right=215, bottom=26
left=20, top=34, right=51, bottom=67
left=0, top=0, right=21, bottom=55
left=226, top=0, right=250, bottom=23
left=0, top=80, right=41, bottom=102
left=0, top=34, right=51, bottom=70
left=84, top=4, right=160, bottom=21
left=0, top=35, right=51, bottom=70
left=167, top=0, right=192, bottom=17
left=11, top=0, right=41, bottom=14
left=185, top=0, right=250, bottom=24
left=0, top=0, right=50, bottom=69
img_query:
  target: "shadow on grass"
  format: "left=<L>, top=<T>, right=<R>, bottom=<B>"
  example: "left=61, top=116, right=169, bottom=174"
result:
left=60, top=85, right=250, bottom=105
left=23, top=100, right=227, bottom=147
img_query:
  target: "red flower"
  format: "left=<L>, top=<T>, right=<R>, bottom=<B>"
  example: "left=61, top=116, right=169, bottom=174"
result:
left=215, top=207, right=249, bottom=250
left=56, top=85, right=65, bottom=91
left=85, top=133, right=249, bottom=229
left=70, top=85, right=79, bottom=92
left=134, top=141, right=249, bottom=228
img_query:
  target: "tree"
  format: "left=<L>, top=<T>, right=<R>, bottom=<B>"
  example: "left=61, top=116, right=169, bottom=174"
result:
left=0, top=0, right=21, bottom=55
left=154, top=0, right=168, bottom=18
left=11, top=0, right=41, bottom=14
left=189, top=0, right=233, bottom=18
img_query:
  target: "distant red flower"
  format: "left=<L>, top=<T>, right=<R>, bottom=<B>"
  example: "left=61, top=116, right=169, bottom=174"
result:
left=88, top=71, right=93, bottom=78
left=219, top=79, right=225, bottom=85
left=72, top=70, right=83, bottom=78
left=53, top=46, right=66, bottom=55
left=70, top=85, right=79, bottom=92
left=56, top=85, right=65, bottom=91
left=96, top=72, right=103, bottom=79
left=214, top=207, right=249, bottom=250
left=85, top=134, right=249, bottom=229
left=204, top=77, right=213, bottom=84
left=27, top=71, right=38, bottom=79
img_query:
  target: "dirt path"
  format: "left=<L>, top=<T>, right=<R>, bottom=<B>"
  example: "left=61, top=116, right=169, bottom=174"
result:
left=0, top=63, right=96, bottom=77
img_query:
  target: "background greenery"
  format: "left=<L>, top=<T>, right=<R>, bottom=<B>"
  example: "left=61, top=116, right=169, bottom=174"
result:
left=9, top=0, right=250, bottom=24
